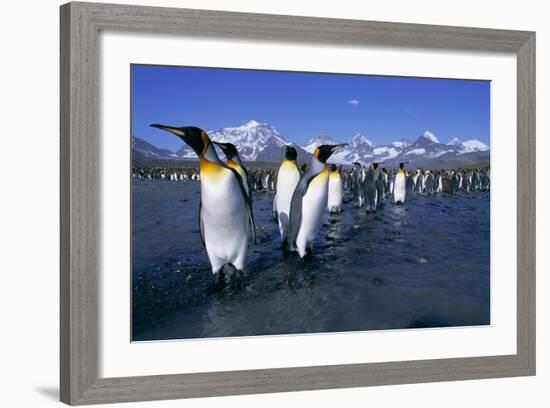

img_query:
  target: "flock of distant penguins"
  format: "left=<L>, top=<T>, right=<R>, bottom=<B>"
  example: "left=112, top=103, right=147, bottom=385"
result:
left=149, top=124, right=490, bottom=289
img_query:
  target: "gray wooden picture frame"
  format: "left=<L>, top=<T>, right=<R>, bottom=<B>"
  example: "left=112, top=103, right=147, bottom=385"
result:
left=60, top=1, right=536, bottom=405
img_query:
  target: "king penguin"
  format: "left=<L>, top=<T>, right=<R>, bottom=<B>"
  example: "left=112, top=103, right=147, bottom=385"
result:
left=272, top=146, right=301, bottom=250
left=363, top=162, right=379, bottom=213
left=352, top=162, right=364, bottom=207
left=287, top=144, right=346, bottom=258
left=150, top=124, right=254, bottom=285
left=327, top=164, right=344, bottom=214
left=394, top=162, right=407, bottom=205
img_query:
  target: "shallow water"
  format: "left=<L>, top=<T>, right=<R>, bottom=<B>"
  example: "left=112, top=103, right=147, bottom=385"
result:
left=132, top=180, right=490, bottom=341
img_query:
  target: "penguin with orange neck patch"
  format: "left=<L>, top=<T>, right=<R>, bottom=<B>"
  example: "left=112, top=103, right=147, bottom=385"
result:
left=327, top=164, right=344, bottom=213
left=287, top=144, right=346, bottom=258
left=394, top=162, right=407, bottom=205
left=150, top=124, right=254, bottom=288
left=273, top=146, right=301, bottom=250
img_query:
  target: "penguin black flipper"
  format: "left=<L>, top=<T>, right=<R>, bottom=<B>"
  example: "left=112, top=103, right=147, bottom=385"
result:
left=241, top=167, right=257, bottom=244
left=286, top=170, right=316, bottom=250
left=246, top=194, right=257, bottom=244
left=243, top=174, right=256, bottom=243
left=198, top=201, right=206, bottom=248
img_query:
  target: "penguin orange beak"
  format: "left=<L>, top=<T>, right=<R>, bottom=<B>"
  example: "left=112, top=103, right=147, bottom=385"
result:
left=150, top=123, right=186, bottom=138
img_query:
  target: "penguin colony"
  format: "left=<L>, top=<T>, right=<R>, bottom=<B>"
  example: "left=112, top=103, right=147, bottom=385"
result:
left=149, top=124, right=490, bottom=288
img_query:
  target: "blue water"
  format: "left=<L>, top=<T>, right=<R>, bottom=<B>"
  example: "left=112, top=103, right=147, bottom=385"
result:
left=132, top=180, right=490, bottom=341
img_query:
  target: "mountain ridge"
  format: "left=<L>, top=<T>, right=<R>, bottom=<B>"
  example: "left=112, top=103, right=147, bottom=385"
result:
left=134, top=120, right=489, bottom=168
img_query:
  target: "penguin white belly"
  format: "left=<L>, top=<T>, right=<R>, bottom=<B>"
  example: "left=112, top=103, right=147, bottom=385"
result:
left=327, top=173, right=343, bottom=212
left=296, top=171, right=329, bottom=257
left=394, top=173, right=406, bottom=204
left=200, top=168, right=249, bottom=273
left=275, top=162, right=300, bottom=240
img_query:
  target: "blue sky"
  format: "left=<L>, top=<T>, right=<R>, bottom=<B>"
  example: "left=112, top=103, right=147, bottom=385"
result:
left=131, top=64, right=490, bottom=151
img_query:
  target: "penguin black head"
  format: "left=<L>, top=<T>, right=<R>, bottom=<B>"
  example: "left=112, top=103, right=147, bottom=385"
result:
left=399, top=162, right=406, bottom=170
left=285, top=146, right=298, bottom=161
left=328, top=164, right=337, bottom=172
left=150, top=124, right=208, bottom=156
left=212, top=141, right=238, bottom=160
left=314, top=144, right=347, bottom=164
left=371, top=162, right=379, bottom=170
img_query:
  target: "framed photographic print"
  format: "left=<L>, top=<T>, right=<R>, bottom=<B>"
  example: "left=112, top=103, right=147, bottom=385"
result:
left=60, top=2, right=536, bottom=405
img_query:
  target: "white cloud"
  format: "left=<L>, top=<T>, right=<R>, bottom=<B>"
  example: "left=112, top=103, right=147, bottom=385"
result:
left=348, top=99, right=360, bottom=106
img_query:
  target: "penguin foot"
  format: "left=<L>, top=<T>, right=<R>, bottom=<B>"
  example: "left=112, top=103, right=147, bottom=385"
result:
left=281, top=238, right=290, bottom=254
left=302, top=248, right=314, bottom=262
left=227, top=272, right=244, bottom=292
left=208, top=265, right=246, bottom=293
left=207, top=270, right=227, bottom=294
left=224, top=264, right=245, bottom=292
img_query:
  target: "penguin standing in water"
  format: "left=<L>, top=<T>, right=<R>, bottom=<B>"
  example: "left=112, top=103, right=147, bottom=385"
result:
left=327, top=164, right=344, bottom=213
left=388, top=170, right=395, bottom=196
left=273, top=146, right=301, bottom=249
left=150, top=124, right=254, bottom=287
left=287, top=144, right=346, bottom=258
left=406, top=171, right=415, bottom=194
left=352, top=162, right=364, bottom=207
left=414, top=169, right=424, bottom=193
left=450, top=170, right=459, bottom=194
left=381, top=167, right=390, bottom=198
left=425, top=170, right=435, bottom=194
left=436, top=171, right=443, bottom=193
left=376, top=165, right=386, bottom=202
left=363, top=163, right=379, bottom=213
left=394, top=162, right=407, bottom=205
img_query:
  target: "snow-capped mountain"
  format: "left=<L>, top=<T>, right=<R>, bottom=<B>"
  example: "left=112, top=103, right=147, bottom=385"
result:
left=447, top=137, right=489, bottom=155
left=448, top=137, right=462, bottom=147
left=303, top=129, right=489, bottom=167
left=419, top=130, right=440, bottom=144
left=318, top=133, right=376, bottom=164
left=391, top=139, right=413, bottom=149
left=133, top=121, right=489, bottom=168
left=381, top=132, right=489, bottom=167
left=176, top=120, right=309, bottom=162
left=398, top=131, right=456, bottom=159
left=350, top=133, right=374, bottom=148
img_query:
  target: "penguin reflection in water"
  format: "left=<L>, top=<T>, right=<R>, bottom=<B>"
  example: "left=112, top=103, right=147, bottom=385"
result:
left=287, top=144, right=346, bottom=258
left=150, top=124, right=255, bottom=289
left=273, top=146, right=301, bottom=250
